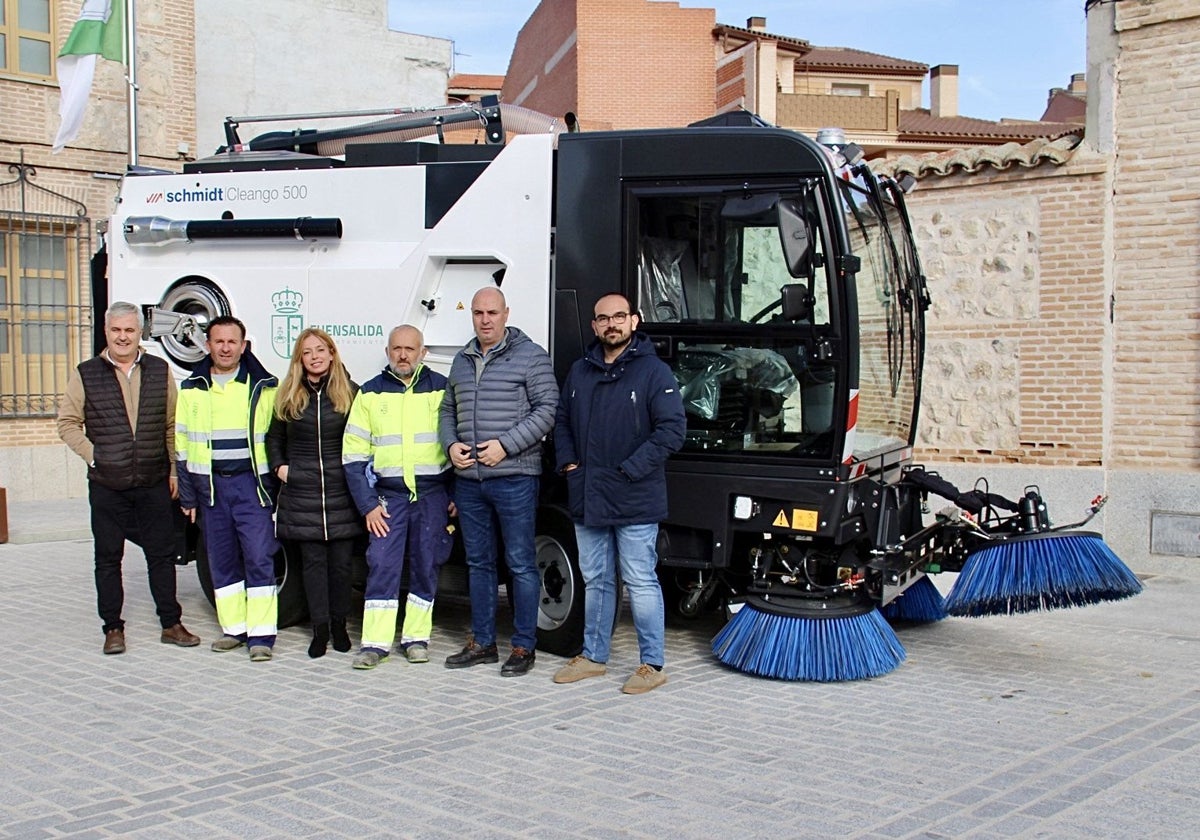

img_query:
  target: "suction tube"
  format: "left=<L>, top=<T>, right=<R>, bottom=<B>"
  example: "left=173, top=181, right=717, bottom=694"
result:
left=123, top=216, right=342, bottom=246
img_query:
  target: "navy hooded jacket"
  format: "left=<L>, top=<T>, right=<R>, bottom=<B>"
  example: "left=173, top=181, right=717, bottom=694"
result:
left=554, top=331, right=686, bottom=527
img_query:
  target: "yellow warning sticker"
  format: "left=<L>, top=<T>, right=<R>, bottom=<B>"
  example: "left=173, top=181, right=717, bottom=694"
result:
left=456, top=301, right=466, bottom=310
left=772, top=510, right=789, bottom=527
left=791, top=509, right=819, bottom=531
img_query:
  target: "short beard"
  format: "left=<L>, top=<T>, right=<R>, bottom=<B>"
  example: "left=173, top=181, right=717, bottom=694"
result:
left=389, top=363, right=414, bottom=379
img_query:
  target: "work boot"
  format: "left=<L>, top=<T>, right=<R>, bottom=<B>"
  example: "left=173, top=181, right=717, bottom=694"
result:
left=308, top=623, right=330, bottom=659
left=444, top=639, right=499, bottom=669
left=211, top=635, right=245, bottom=652
left=352, top=650, right=386, bottom=670
left=103, top=629, right=126, bottom=655
left=249, top=646, right=273, bottom=662
left=500, top=646, right=536, bottom=677
left=330, top=617, right=351, bottom=653
left=553, top=655, right=606, bottom=684
left=404, top=643, right=429, bottom=664
left=160, top=623, right=201, bottom=647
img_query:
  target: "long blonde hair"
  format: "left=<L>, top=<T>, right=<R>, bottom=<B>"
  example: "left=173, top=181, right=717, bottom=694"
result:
left=274, top=328, right=355, bottom=420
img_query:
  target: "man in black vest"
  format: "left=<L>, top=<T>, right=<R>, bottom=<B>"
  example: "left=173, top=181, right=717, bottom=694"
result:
left=58, top=301, right=200, bottom=654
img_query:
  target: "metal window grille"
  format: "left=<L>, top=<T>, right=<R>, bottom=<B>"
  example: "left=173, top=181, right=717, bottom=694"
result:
left=1, top=159, right=93, bottom=418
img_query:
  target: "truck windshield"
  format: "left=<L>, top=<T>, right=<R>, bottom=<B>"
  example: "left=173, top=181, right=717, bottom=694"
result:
left=631, top=184, right=837, bottom=461
left=838, top=176, right=919, bottom=457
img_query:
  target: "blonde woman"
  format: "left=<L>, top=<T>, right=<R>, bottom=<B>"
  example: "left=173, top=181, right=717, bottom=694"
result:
left=266, top=328, right=361, bottom=657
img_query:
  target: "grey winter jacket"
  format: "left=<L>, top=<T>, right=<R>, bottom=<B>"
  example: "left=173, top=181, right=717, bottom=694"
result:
left=438, top=327, right=559, bottom=480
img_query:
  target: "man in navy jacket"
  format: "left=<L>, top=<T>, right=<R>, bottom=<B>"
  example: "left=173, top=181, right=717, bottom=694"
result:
left=552, top=293, right=685, bottom=694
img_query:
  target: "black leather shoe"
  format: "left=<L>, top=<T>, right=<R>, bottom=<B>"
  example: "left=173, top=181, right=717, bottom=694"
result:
left=500, top=646, right=535, bottom=677
left=444, top=641, right=499, bottom=669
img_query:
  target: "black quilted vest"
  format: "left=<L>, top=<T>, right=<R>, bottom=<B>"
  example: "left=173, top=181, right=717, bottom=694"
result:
left=79, top=354, right=170, bottom=490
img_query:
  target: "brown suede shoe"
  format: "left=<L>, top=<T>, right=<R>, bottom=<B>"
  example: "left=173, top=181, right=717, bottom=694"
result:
left=103, top=629, right=126, bottom=655
left=160, top=623, right=201, bottom=647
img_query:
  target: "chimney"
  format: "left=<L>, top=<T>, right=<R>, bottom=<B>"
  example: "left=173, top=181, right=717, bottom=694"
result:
left=1069, top=72, right=1086, bottom=95
left=930, top=64, right=959, bottom=119
left=747, top=16, right=767, bottom=32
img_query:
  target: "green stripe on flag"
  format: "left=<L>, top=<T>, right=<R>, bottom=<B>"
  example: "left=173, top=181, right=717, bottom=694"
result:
left=59, top=0, right=125, bottom=64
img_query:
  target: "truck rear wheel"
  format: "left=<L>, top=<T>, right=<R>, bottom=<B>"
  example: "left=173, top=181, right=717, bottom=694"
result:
left=534, top=509, right=584, bottom=657
left=195, top=532, right=308, bottom=629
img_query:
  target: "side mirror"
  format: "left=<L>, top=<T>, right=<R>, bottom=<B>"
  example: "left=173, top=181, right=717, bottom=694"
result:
left=777, top=198, right=814, bottom=279
left=780, top=283, right=813, bottom=322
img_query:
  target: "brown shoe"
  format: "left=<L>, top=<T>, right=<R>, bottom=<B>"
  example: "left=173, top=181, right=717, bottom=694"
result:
left=160, top=623, right=201, bottom=647
left=103, top=629, right=126, bottom=655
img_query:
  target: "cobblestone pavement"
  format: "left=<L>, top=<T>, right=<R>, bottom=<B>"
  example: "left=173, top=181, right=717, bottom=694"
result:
left=0, top=538, right=1197, bottom=839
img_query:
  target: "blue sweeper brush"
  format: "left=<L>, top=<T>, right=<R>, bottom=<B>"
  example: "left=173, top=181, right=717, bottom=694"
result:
left=944, top=491, right=1142, bottom=617
left=880, top=574, right=947, bottom=623
left=713, top=589, right=906, bottom=682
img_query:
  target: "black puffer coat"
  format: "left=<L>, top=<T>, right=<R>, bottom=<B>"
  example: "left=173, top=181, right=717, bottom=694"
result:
left=266, top=375, right=363, bottom=542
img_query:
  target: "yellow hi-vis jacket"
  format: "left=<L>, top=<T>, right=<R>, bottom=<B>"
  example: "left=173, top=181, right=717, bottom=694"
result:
left=176, top=350, right=279, bottom=509
left=342, top=364, right=450, bottom=513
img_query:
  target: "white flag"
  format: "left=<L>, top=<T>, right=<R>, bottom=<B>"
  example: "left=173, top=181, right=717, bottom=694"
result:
left=52, top=0, right=126, bottom=153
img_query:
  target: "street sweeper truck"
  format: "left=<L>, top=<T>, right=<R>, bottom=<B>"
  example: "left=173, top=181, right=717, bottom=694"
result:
left=99, top=99, right=1140, bottom=680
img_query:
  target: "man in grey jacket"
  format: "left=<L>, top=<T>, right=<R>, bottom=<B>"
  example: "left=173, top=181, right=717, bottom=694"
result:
left=439, top=286, right=559, bottom=676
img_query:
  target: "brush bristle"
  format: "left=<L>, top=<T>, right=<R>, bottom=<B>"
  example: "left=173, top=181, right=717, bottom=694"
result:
left=880, top=575, right=947, bottom=623
left=712, top=604, right=906, bottom=681
left=945, top=533, right=1143, bottom=617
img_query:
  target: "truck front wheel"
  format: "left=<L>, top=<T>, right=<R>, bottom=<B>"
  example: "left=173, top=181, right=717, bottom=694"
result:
left=534, top=509, right=584, bottom=657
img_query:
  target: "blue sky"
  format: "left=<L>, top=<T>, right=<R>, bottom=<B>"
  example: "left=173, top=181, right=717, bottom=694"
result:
left=387, top=0, right=1087, bottom=123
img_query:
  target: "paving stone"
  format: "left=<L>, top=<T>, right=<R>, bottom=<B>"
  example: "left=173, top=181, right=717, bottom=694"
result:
left=1, top=541, right=1198, bottom=838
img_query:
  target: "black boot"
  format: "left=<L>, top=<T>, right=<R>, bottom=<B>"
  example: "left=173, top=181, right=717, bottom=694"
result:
left=308, top=623, right=330, bottom=659
left=329, top=618, right=351, bottom=653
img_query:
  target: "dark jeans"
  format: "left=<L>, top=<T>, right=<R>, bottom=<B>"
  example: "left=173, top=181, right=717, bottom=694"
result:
left=455, top=475, right=540, bottom=651
left=297, top=538, right=353, bottom=625
left=89, top=479, right=181, bottom=633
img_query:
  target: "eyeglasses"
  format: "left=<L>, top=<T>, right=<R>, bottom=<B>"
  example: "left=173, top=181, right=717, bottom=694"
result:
left=593, top=312, right=630, bottom=326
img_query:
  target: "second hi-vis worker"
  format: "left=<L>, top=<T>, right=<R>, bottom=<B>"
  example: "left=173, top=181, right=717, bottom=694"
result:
left=177, top=316, right=281, bottom=662
left=342, top=325, right=454, bottom=670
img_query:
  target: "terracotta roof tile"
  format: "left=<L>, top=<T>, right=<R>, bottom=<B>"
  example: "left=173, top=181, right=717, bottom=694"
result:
left=899, top=109, right=1083, bottom=142
left=873, top=135, right=1084, bottom=179
left=448, top=73, right=505, bottom=90
left=713, top=22, right=811, bottom=51
left=795, top=47, right=927, bottom=75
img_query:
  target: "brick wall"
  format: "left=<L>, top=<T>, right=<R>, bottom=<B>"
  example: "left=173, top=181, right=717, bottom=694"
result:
left=505, top=0, right=717, bottom=130
left=1110, top=1, right=1200, bottom=469
left=903, top=158, right=1109, bottom=467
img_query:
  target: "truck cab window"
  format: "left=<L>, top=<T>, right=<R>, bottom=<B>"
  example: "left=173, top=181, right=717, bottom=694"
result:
left=631, top=185, right=837, bottom=461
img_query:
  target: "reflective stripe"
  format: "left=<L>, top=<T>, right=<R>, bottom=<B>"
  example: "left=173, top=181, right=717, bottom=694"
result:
left=211, top=428, right=246, bottom=440
left=246, top=585, right=278, bottom=639
left=185, top=431, right=211, bottom=443
left=372, top=434, right=406, bottom=446
left=215, top=581, right=245, bottom=599
left=361, top=598, right=399, bottom=651
left=189, top=463, right=212, bottom=475
left=212, top=448, right=251, bottom=460
left=412, top=432, right=438, bottom=443
left=400, top=593, right=434, bottom=645
left=345, top=423, right=371, bottom=439
left=214, top=580, right=247, bottom=636
left=374, top=464, right=447, bottom=477
left=343, top=452, right=370, bottom=464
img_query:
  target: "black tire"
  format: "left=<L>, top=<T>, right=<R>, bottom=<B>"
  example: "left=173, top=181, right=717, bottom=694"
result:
left=534, top=508, right=584, bottom=657
left=195, top=531, right=308, bottom=629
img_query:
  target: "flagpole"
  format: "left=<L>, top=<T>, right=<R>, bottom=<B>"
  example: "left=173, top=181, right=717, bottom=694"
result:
left=125, top=0, right=138, bottom=165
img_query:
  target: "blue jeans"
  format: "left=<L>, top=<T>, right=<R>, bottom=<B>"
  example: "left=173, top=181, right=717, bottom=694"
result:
left=575, top=522, right=665, bottom=667
left=455, top=475, right=540, bottom=650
